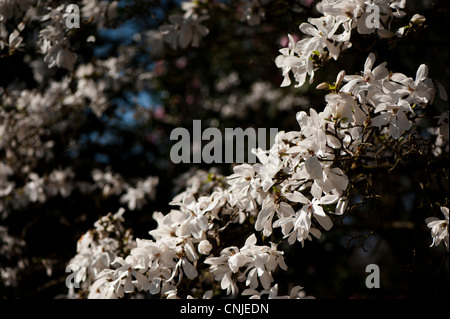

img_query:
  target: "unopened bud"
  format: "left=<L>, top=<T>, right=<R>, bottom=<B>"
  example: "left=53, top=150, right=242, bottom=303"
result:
left=336, top=70, right=346, bottom=88
left=316, top=82, right=329, bottom=90
left=410, top=14, right=426, bottom=25
left=198, top=240, right=212, bottom=255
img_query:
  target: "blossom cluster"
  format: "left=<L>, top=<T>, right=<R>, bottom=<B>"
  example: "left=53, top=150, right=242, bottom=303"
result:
left=1, top=0, right=448, bottom=299
left=156, top=0, right=286, bottom=50
left=62, top=0, right=449, bottom=299
left=70, top=167, right=314, bottom=298
left=0, top=70, right=158, bottom=288
left=0, top=0, right=317, bottom=294
left=66, top=208, right=135, bottom=298
left=159, top=12, right=210, bottom=50
left=275, top=0, right=410, bottom=87
left=0, top=0, right=161, bottom=286
left=1, top=0, right=117, bottom=71
left=69, top=49, right=445, bottom=299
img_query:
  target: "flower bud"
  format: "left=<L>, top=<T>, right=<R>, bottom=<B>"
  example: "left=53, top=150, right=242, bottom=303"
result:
left=410, top=14, right=426, bottom=25
left=335, top=70, right=346, bottom=88
left=198, top=240, right=213, bottom=255
left=316, top=82, right=329, bottom=90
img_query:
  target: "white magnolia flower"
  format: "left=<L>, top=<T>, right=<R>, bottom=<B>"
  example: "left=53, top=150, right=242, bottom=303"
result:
left=204, top=246, right=241, bottom=295
left=170, top=194, right=210, bottom=239
left=39, top=22, right=77, bottom=71
left=252, top=148, right=281, bottom=192
left=119, top=176, right=159, bottom=210
left=300, top=15, right=352, bottom=59
left=240, top=0, right=272, bottom=26
left=120, top=187, right=146, bottom=211
left=168, top=256, right=199, bottom=282
left=205, top=235, right=287, bottom=295
left=24, top=173, right=46, bottom=203
left=227, top=163, right=259, bottom=207
left=314, top=166, right=349, bottom=196
left=273, top=190, right=338, bottom=246
left=87, top=268, right=120, bottom=299
left=323, top=92, right=356, bottom=123
left=403, top=64, right=436, bottom=107
left=47, top=168, right=75, bottom=198
left=274, top=34, right=304, bottom=87
left=255, top=195, right=295, bottom=236
left=276, top=1, right=407, bottom=89
left=341, top=53, right=389, bottom=101
left=276, top=14, right=352, bottom=88
left=8, top=30, right=24, bottom=52
left=425, top=207, right=449, bottom=251
left=371, top=97, right=412, bottom=139
left=160, top=14, right=209, bottom=49
left=92, top=168, right=124, bottom=196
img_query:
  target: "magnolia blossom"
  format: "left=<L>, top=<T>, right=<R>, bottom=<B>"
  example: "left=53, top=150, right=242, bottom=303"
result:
left=71, top=44, right=440, bottom=298
left=272, top=191, right=338, bottom=246
left=47, top=0, right=447, bottom=301
left=255, top=195, right=295, bottom=236
left=341, top=52, right=389, bottom=103
left=160, top=14, right=209, bottom=49
left=204, top=234, right=287, bottom=295
left=371, top=97, right=413, bottom=139
left=7, top=30, right=24, bottom=52
left=425, top=207, right=449, bottom=251
left=274, top=33, right=308, bottom=88
left=239, top=0, right=272, bottom=26
left=276, top=0, right=406, bottom=88
left=119, top=176, right=159, bottom=210
left=340, top=53, right=436, bottom=139
left=66, top=208, right=136, bottom=298
left=47, top=168, right=75, bottom=198
left=39, top=8, right=77, bottom=71
left=24, top=173, right=46, bottom=203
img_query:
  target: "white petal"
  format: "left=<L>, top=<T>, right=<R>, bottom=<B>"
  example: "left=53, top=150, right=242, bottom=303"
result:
left=305, top=156, right=323, bottom=180
left=315, top=214, right=333, bottom=231
left=371, top=113, right=390, bottom=127
left=397, top=110, right=412, bottom=131
left=259, top=271, right=272, bottom=290
left=299, top=23, right=319, bottom=37
left=255, top=202, right=276, bottom=231
left=123, top=274, right=134, bottom=293
left=277, top=202, right=296, bottom=217
left=285, top=191, right=310, bottom=204
left=244, top=234, right=257, bottom=246
left=320, top=194, right=339, bottom=205
left=364, top=53, right=376, bottom=74
left=149, top=277, right=161, bottom=294
left=313, top=204, right=326, bottom=217
left=310, top=182, right=323, bottom=199
left=133, top=270, right=151, bottom=291
left=246, top=268, right=258, bottom=289
left=280, top=74, right=292, bottom=87
left=182, top=259, right=198, bottom=279
left=415, top=64, right=428, bottom=86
